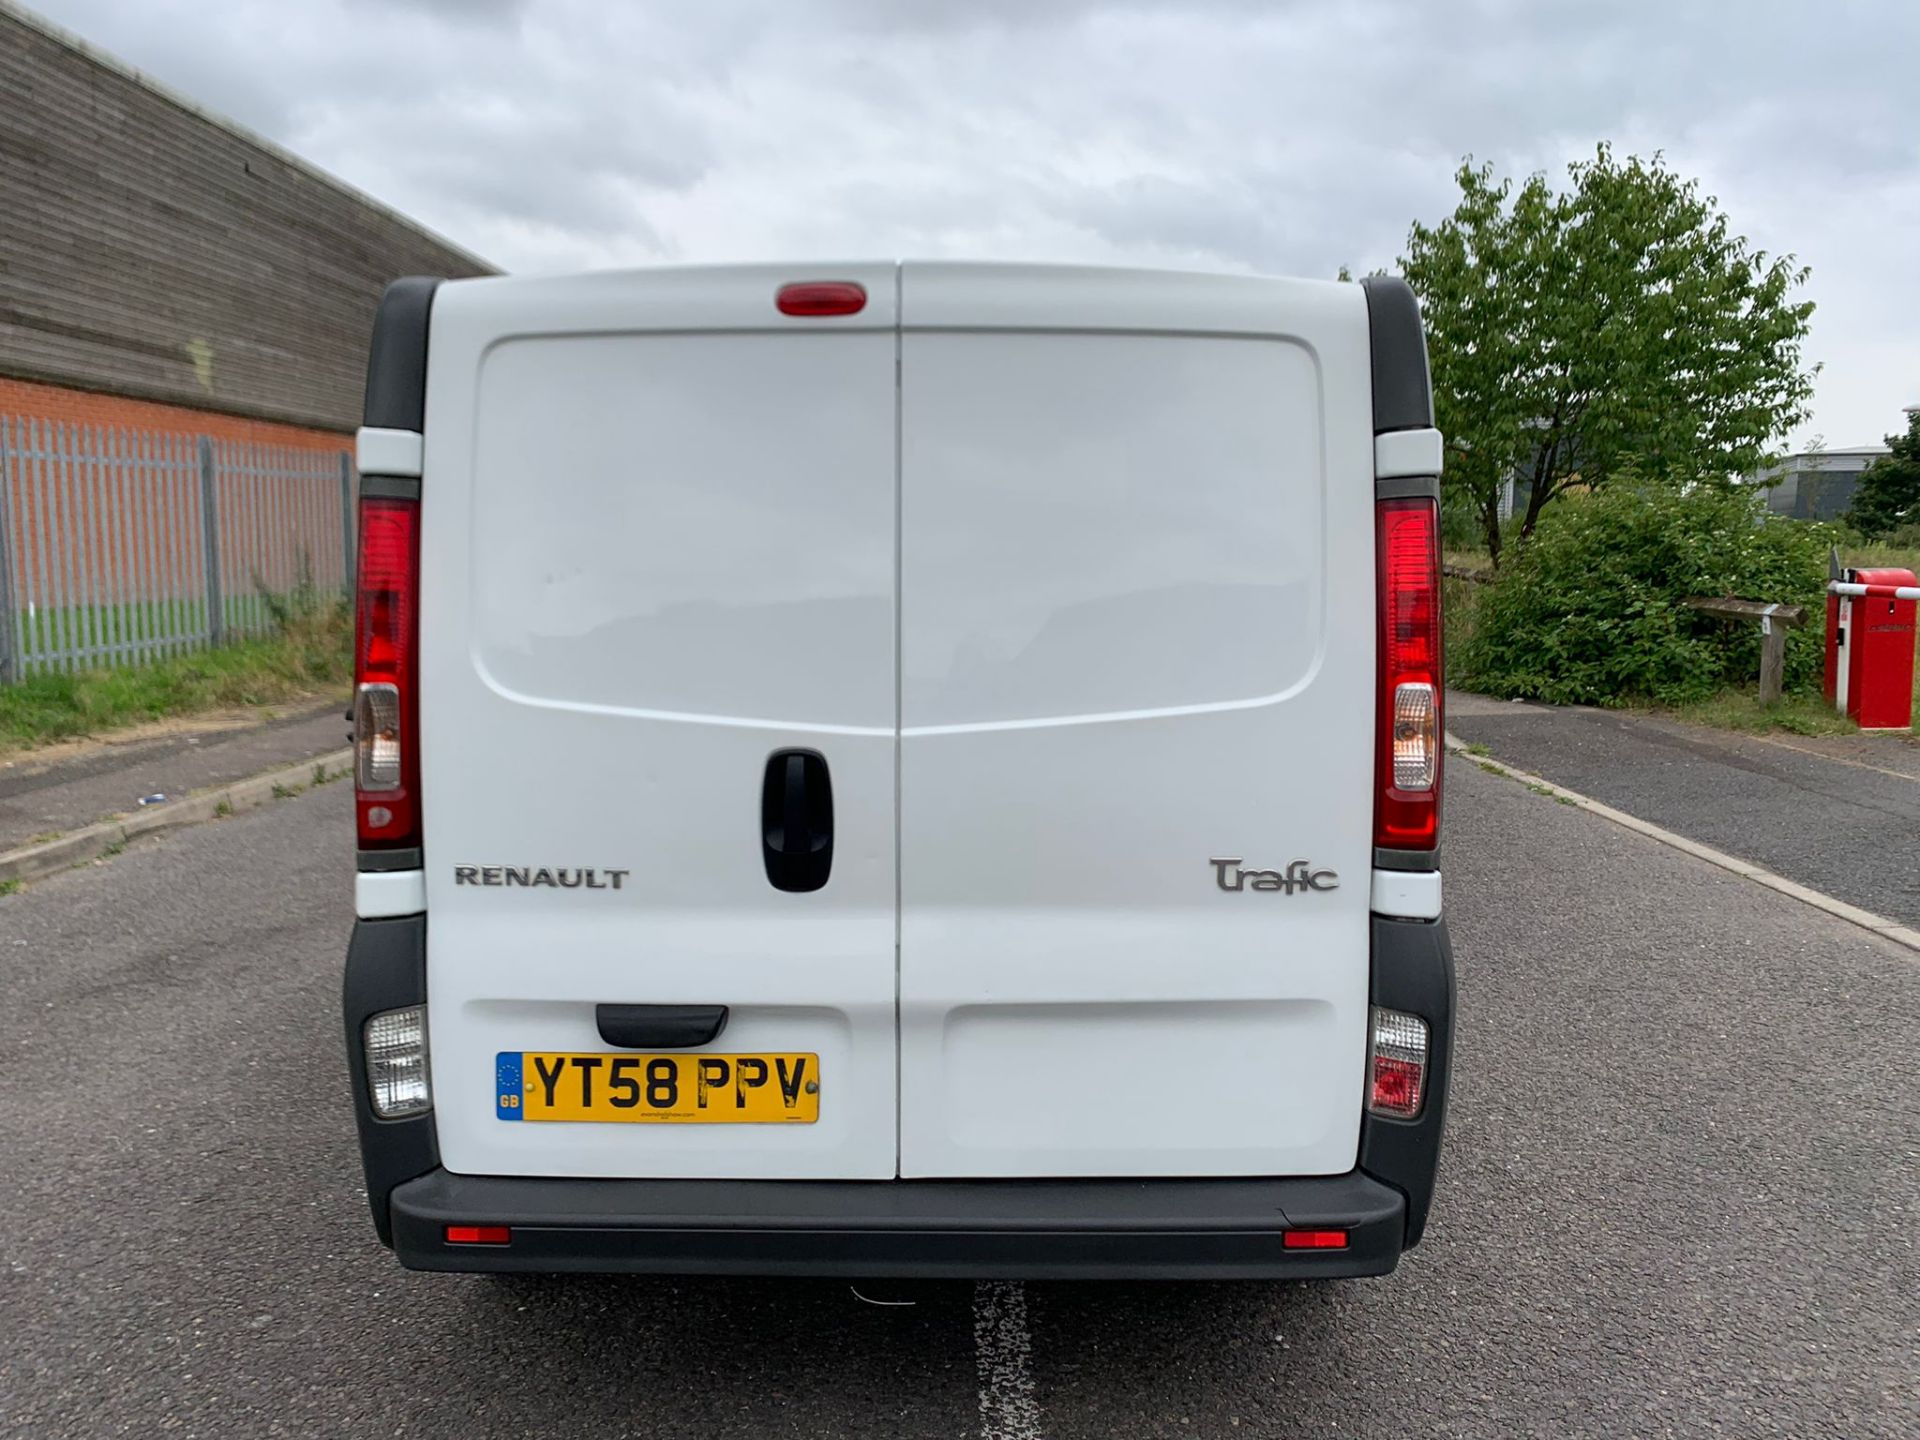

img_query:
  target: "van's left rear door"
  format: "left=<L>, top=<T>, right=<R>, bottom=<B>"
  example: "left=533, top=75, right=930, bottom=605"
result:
left=418, top=264, right=899, bottom=1181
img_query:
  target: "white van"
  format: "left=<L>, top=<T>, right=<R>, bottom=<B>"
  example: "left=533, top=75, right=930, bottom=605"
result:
left=343, top=262, right=1454, bottom=1279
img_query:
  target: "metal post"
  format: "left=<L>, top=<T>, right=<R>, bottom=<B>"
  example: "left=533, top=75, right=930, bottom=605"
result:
left=0, top=418, right=19, bottom=684
left=339, top=450, right=355, bottom=594
left=199, top=436, right=224, bottom=647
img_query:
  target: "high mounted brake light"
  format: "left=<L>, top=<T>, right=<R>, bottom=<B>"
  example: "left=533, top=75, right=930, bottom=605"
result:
left=354, top=495, right=421, bottom=850
left=1374, top=497, right=1441, bottom=850
left=776, top=281, right=867, bottom=317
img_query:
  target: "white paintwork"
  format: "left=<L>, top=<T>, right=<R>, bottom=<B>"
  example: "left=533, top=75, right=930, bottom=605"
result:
left=413, top=259, right=1423, bottom=1184
left=419, top=264, right=899, bottom=1180
left=355, top=426, right=423, bottom=477
left=1834, top=596, right=1852, bottom=712
left=1369, top=868, right=1442, bottom=920
left=896, top=263, right=1376, bottom=1177
left=357, top=868, right=426, bottom=918
left=1374, top=427, right=1444, bottom=479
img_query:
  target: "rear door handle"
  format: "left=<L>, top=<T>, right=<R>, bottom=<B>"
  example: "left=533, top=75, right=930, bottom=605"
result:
left=595, top=1004, right=728, bottom=1049
left=761, top=749, right=833, bottom=893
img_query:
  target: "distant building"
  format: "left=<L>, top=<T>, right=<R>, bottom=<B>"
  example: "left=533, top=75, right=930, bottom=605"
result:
left=1, top=3, right=494, bottom=447
left=1748, top=447, right=1892, bottom=521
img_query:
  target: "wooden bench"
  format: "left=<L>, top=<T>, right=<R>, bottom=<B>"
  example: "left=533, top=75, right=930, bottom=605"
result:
left=1682, top=597, right=1808, bottom=704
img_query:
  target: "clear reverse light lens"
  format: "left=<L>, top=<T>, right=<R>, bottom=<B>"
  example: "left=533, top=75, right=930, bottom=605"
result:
left=1391, top=681, right=1438, bottom=791
left=1367, top=1005, right=1429, bottom=1119
left=364, top=1005, right=431, bottom=1118
left=354, top=682, right=401, bottom=791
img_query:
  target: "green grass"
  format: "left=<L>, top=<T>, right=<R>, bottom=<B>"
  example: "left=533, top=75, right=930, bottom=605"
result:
left=1840, top=541, right=1920, bottom=574
left=1654, top=691, right=1861, bottom=737
left=0, top=595, right=350, bottom=750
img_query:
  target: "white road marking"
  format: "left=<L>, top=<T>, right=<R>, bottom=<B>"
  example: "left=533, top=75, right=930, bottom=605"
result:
left=974, top=1281, right=1042, bottom=1440
left=1449, top=736, right=1920, bottom=956
left=1743, top=731, right=1920, bottom=785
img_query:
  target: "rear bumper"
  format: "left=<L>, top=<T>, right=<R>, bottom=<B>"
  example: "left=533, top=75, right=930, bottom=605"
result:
left=347, top=912, right=1453, bottom=1277
left=389, top=1169, right=1406, bottom=1280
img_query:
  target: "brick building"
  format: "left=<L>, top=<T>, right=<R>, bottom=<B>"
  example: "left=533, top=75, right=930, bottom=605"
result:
left=0, top=3, right=494, bottom=679
left=0, top=1, right=494, bottom=449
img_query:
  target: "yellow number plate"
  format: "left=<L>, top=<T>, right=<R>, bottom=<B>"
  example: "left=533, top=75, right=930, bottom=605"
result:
left=496, top=1052, right=819, bottom=1124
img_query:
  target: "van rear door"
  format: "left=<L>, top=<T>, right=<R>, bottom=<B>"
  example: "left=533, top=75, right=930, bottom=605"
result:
left=418, top=265, right=898, bottom=1181
left=895, top=264, right=1378, bottom=1178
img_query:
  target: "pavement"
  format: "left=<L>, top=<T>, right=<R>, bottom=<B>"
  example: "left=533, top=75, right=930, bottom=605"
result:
left=3, top=762, right=1916, bottom=1437
left=0, top=697, right=346, bottom=855
left=1447, top=691, right=1920, bottom=930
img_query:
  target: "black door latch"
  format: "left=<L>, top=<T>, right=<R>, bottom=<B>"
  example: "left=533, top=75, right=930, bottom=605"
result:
left=761, top=749, right=833, bottom=893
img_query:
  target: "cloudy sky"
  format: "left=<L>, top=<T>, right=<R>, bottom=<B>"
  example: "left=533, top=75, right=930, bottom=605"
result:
left=30, top=0, right=1920, bottom=449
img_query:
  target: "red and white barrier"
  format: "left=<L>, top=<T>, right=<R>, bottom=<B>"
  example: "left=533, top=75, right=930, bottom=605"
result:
left=1828, top=581, right=1920, bottom=601
left=1825, top=569, right=1918, bottom=730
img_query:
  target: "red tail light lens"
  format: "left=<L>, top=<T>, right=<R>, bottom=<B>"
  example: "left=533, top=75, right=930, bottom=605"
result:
left=776, top=281, right=867, bottom=317
left=1367, top=1006, right=1430, bottom=1119
left=1375, top=497, right=1441, bottom=850
left=355, top=496, right=420, bottom=850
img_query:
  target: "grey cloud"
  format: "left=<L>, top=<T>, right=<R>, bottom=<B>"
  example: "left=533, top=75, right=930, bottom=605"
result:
left=24, top=0, right=1920, bottom=441
left=345, top=0, right=529, bottom=22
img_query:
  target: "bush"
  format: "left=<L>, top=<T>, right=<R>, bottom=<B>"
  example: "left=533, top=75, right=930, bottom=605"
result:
left=1458, top=483, right=1836, bottom=706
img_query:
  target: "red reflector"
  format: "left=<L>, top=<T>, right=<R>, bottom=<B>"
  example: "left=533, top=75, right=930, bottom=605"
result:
left=1283, top=1229, right=1349, bottom=1250
left=444, top=1225, right=511, bottom=1245
left=776, top=281, right=867, bottom=317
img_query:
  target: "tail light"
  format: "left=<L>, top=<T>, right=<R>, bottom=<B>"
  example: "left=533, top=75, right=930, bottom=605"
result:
left=1375, top=497, right=1441, bottom=849
left=1367, top=1005, right=1429, bottom=1119
left=354, top=496, right=421, bottom=850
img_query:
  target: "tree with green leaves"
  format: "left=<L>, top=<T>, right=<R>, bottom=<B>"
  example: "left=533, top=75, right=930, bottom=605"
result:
left=1400, top=145, right=1817, bottom=563
left=1847, top=409, right=1920, bottom=537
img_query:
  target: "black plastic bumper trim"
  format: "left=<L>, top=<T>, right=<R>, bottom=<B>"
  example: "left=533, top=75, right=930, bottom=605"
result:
left=390, top=1170, right=1404, bottom=1279
left=1360, top=913, right=1455, bottom=1246
left=343, top=915, right=438, bottom=1246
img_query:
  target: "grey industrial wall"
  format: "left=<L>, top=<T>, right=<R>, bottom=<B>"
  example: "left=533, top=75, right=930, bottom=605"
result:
left=0, top=4, right=495, bottom=434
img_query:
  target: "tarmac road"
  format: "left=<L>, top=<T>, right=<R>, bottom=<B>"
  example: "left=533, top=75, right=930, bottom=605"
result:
left=3, top=764, right=1915, bottom=1438
left=1446, top=693, right=1920, bottom=931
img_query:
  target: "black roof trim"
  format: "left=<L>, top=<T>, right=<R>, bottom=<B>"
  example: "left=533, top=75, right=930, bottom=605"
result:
left=362, top=277, right=443, bottom=432
left=1359, top=276, right=1434, bottom=435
